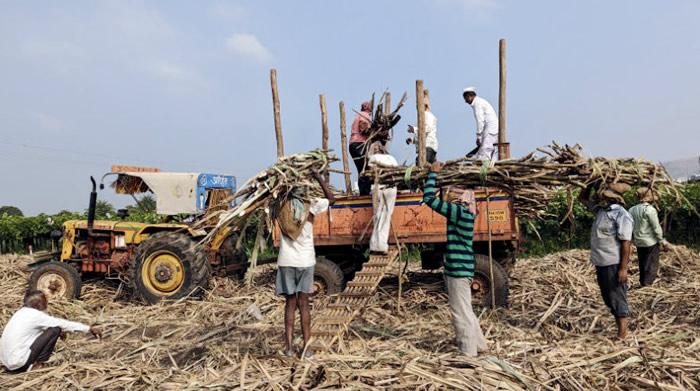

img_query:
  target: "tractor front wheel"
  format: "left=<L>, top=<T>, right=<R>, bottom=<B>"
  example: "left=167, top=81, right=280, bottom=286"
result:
left=28, top=262, right=81, bottom=301
left=131, top=232, right=211, bottom=305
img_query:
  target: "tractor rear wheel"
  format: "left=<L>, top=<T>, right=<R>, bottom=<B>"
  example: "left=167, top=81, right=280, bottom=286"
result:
left=131, top=232, right=211, bottom=305
left=28, top=262, right=81, bottom=301
left=470, top=254, right=509, bottom=308
left=312, top=257, right=345, bottom=297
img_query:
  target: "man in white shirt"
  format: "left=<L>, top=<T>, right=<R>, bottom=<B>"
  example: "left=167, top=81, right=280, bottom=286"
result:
left=1, top=290, right=101, bottom=372
left=276, top=169, right=335, bottom=358
left=462, top=87, right=498, bottom=161
left=407, top=101, right=439, bottom=164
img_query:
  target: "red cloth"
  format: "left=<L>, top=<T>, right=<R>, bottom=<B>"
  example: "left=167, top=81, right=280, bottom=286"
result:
left=350, top=111, right=371, bottom=143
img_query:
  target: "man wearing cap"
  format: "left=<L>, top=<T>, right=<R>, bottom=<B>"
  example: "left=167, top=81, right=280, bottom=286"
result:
left=580, top=183, right=634, bottom=340
left=462, top=87, right=498, bottom=160
left=629, top=187, right=667, bottom=287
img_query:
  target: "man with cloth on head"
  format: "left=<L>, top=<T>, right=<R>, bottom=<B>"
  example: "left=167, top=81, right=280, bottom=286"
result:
left=423, top=160, right=487, bottom=356
left=0, top=290, right=102, bottom=372
left=349, top=101, right=373, bottom=195
left=629, top=187, right=668, bottom=287
left=275, top=169, right=335, bottom=358
left=462, top=87, right=498, bottom=161
left=580, top=182, right=634, bottom=340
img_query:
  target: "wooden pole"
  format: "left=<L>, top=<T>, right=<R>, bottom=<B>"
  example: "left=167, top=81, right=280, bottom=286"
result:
left=416, top=80, right=426, bottom=166
left=320, top=94, right=330, bottom=181
left=384, top=92, right=391, bottom=116
left=320, top=94, right=329, bottom=151
left=498, top=39, right=508, bottom=159
left=270, top=69, right=284, bottom=158
left=338, top=101, right=353, bottom=194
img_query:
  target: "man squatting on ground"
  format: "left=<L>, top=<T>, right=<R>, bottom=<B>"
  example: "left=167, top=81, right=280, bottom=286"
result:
left=580, top=183, right=634, bottom=339
left=349, top=101, right=373, bottom=196
left=462, top=87, right=498, bottom=161
left=423, top=161, right=487, bottom=356
left=276, top=169, right=335, bottom=358
left=406, top=100, right=438, bottom=164
left=0, top=290, right=102, bottom=372
left=630, top=187, right=667, bottom=287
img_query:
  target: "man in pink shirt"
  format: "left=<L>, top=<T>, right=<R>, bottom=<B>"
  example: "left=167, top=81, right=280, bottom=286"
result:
left=349, top=101, right=372, bottom=195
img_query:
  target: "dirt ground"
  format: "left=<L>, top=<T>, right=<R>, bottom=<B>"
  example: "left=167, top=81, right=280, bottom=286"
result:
left=0, top=247, right=698, bottom=390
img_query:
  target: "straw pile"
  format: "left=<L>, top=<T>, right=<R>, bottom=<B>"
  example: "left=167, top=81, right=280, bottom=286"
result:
left=367, top=143, right=689, bottom=219
left=0, top=245, right=698, bottom=390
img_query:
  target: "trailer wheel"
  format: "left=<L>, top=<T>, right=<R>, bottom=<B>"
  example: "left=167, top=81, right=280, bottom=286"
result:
left=313, top=257, right=345, bottom=296
left=28, top=262, right=81, bottom=301
left=131, top=232, right=211, bottom=305
left=218, top=233, right=248, bottom=279
left=471, top=254, right=509, bottom=308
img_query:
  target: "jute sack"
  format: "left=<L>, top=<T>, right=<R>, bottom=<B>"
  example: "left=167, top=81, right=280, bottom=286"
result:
left=277, top=199, right=309, bottom=241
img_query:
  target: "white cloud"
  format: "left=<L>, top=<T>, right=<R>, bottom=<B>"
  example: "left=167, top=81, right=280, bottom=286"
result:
left=225, top=33, right=273, bottom=63
left=34, top=113, right=65, bottom=131
left=208, top=2, right=246, bottom=21
left=149, top=62, right=208, bottom=91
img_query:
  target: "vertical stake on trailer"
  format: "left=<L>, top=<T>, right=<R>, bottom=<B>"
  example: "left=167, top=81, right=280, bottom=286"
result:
left=339, top=101, right=353, bottom=195
left=498, top=39, right=508, bottom=160
left=384, top=92, right=391, bottom=115
left=270, top=69, right=284, bottom=159
left=320, top=94, right=330, bottom=181
left=416, top=80, right=426, bottom=166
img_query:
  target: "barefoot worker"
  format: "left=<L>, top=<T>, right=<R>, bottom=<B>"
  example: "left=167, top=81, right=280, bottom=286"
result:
left=423, top=160, right=487, bottom=357
left=0, top=290, right=102, bottom=372
left=275, top=169, right=335, bottom=358
left=580, top=183, right=634, bottom=339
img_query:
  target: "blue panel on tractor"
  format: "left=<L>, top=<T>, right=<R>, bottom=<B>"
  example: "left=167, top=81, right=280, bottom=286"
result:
left=196, top=174, right=237, bottom=212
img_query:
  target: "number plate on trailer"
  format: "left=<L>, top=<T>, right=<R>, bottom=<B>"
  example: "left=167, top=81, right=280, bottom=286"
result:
left=488, top=209, right=507, bottom=222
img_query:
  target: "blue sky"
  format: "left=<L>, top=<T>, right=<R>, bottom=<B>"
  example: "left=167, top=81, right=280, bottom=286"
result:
left=1, top=0, right=699, bottom=215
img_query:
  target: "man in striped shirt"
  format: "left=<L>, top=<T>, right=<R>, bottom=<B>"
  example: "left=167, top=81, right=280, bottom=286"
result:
left=423, top=161, right=487, bottom=356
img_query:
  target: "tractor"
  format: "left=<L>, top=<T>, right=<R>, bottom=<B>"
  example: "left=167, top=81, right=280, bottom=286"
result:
left=28, top=167, right=248, bottom=304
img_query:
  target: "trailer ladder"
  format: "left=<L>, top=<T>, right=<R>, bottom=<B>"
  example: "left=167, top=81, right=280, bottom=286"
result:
left=308, top=247, right=399, bottom=353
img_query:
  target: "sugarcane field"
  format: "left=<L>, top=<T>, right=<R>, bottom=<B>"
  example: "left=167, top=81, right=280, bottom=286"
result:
left=1, top=2, right=699, bottom=391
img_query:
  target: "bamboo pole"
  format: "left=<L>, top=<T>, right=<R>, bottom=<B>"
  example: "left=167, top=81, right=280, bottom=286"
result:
left=384, top=92, right=391, bottom=115
left=416, top=80, right=426, bottom=166
left=339, top=101, right=353, bottom=194
left=498, top=39, right=508, bottom=159
left=270, top=69, right=284, bottom=159
left=320, top=94, right=330, bottom=181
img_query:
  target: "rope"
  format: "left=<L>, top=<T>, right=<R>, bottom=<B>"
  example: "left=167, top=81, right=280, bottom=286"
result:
left=404, top=165, right=415, bottom=188
left=480, top=159, right=496, bottom=308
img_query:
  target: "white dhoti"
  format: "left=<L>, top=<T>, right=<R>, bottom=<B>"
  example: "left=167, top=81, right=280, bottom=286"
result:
left=445, top=275, right=488, bottom=356
left=475, top=131, right=498, bottom=161
left=369, top=187, right=397, bottom=253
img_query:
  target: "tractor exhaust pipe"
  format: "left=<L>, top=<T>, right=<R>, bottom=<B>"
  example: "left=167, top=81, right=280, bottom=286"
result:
left=87, top=176, right=97, bottom=236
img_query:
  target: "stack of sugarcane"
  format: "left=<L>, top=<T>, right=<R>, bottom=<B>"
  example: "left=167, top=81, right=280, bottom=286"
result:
left=197, top=149, right=339, bottom=243
left=367, top=142, right=690, bottom=219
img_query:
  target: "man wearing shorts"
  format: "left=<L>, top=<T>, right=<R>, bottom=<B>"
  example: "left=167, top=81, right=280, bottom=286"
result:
left=276, top=169, right=335, bottom=358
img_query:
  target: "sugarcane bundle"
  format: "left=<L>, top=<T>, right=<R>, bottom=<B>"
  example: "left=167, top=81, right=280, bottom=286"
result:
left=367, top=142, right=690, bottom=219
left=197, top=149, right=339, bottom=243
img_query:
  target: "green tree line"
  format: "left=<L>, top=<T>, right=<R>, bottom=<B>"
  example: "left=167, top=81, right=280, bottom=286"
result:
left=0, top=196, right=163, bottom=253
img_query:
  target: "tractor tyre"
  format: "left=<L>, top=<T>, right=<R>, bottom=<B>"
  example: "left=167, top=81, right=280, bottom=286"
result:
left=471, top=254, right=509, bottom=308
left=131, top=232, right=211, bottom=305
left=218, top=233, right=248, bottom=279
left=312, top=257, right=345, bottom=296
left=28, top=261, right=81, bottom=301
